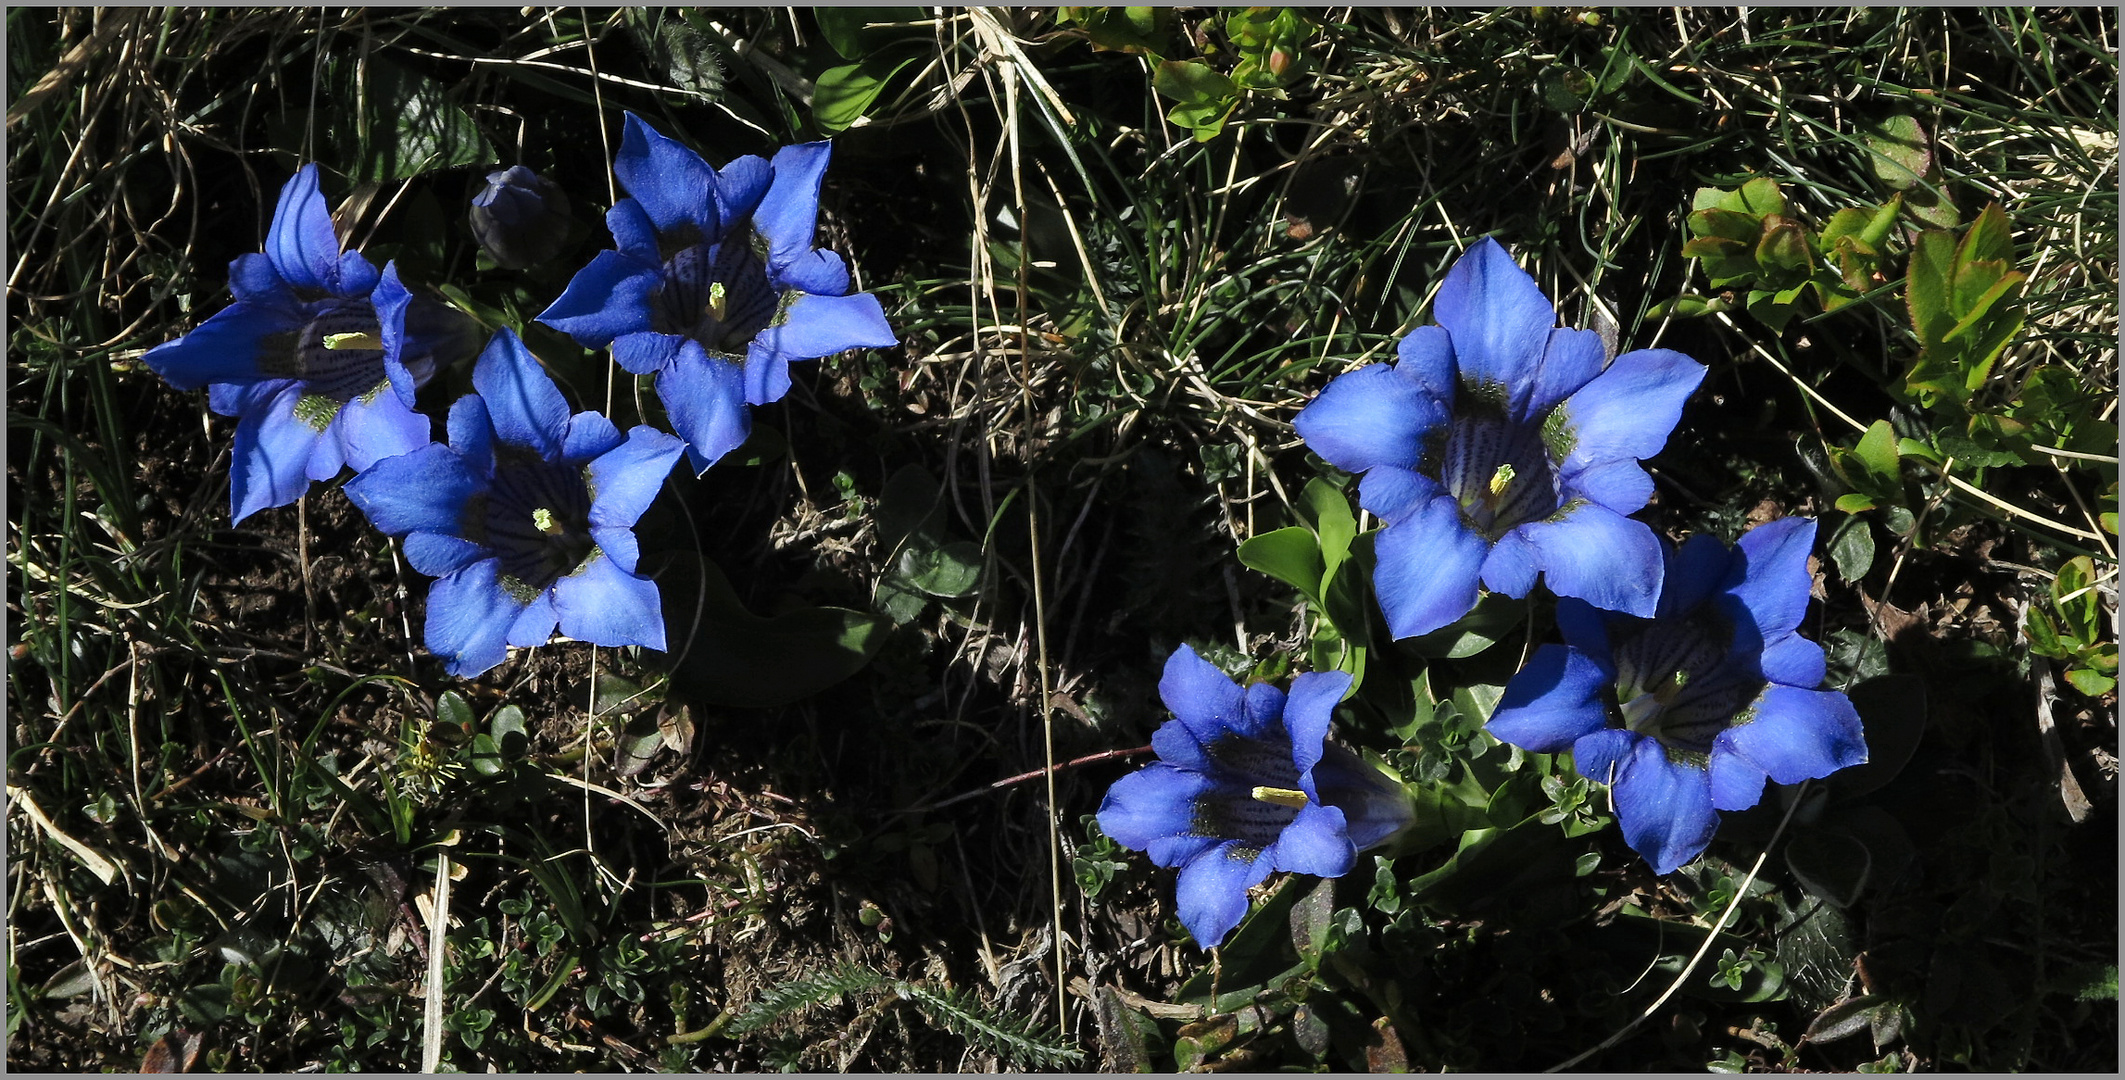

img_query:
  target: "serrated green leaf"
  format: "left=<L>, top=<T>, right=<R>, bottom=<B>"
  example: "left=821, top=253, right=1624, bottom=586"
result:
left=1905, top=230, right=1957, bottom=347
left=1863, top=114, right=1931, bottom=190
left=2064, top=667, right=2117, bottom=697
left=1755, top=216, right=1812, bottom=272
left=1737, top=177, right=1786, bottom=216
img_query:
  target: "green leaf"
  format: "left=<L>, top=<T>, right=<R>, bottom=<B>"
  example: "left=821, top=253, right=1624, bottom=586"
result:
left=1689, top=207, right=1764, bottom=244
left=1904, top=229, right=1958, bottom=347
left=318, top=54, right=493, bottom=183
left=1237, top=526, right=1327, bottom=606
left=436, top=690, right=474, bottom=733
left=1826, top=514, right=1876, bottom=583
left=1402, top=592, right=1524, bottom=660
left=1298, top=478, right=1357, bottom=580
left=1851, top=420, right=1901, bottom=488
left=812, top=55, right=916, bottom=134
left=1754, top=216, right=1812, bottom=272
left=1153, top=60, right=1238, bottom=140
left=1830, top=675, right=1926, bottom=801
left=814, top=7, right=925, bottom=60
left=899, top=539, right=983, bottom=598
left=2063, top=667, right=2116, bottom=698
left=1736, top=177, right=1787, bottom=217
left=1862, top=114, right=1931, bottom=190
left=658, top=554, right=890, bottom=708
left=1955, top=201, right=2015, bottom=270
left=489, top=705, right=529, bottom=760
left=1834, top=492, right=1879, bottom=514
left=1785, top=827, right=1873, bottom=908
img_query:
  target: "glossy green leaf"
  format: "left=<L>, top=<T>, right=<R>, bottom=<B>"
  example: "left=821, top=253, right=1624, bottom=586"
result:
left=1237, top=526, right=1326, bottom=605
left=658, top=554, right=890, bottom=708
left=1826, top=513, right=1876, bottom=582
left=899, top=539, right=983, bottom=598
left=812, top=55, right=916, bottom=134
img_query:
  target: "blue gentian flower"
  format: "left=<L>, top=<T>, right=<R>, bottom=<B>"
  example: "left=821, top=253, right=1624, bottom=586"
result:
left=144, top=164, right=479, bottom=522
left=343, top=328, right=686, bottom=678
left=538, top=113, right=897, bottom=473
left=1486, top=517, right=1868, bottom=874
left=470, top=165, right=573, bottom=269
left=1293, top=238, right=1706, bottom=638
left=1097, top=646, right=1413, bottom=948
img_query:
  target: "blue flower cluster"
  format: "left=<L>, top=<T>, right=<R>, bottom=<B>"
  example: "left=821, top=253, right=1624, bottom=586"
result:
left=1098, top=241, right=1866, bottom=947
left=145, top=116, right=896, bottom=677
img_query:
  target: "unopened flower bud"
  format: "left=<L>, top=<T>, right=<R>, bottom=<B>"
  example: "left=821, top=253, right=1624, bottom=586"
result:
left=469, top=166, right=571, bottom=269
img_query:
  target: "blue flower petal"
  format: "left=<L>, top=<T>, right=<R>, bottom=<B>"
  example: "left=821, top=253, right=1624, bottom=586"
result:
left=1393, top=324, right=1457, bottom=403
left=756, top=141, right=832, bottom=270
left=1610, top=736, right=1718, bottom=875
left=1727, top=517, right=1818, bottom=640
left=425, top=558, right=526, bottom=678
left=334, top=252, right=381, bottom=298
left=1552, top=597, right=1615, bottom=666
left=305, top=414, right=347, bottom=482
left=776, top=248, right=851, bottom=297
left=714, top=153, right=773, bottom=231
left=1232, top=683, right=1284, bottom=742
left=1658, top=532, right=1737, bottom=620
left=1558, top=457, right=1654, bottom=516
left=265, top=164, right=344, bottom=294
left=1372, top=493, right=1489, bottom=639
left=404, top=532, right=486, bottom=578
left=1554, top=347, right=1704, bottom=473
left=538, top=250, right=662, bottom=348
left=227, top=253, right=290, bottom=303
left=1504, top=501, right=1664, bottom=618
left=1479, top=528, right=1539, bottom=598
left=1707, top=749, right=1768, bottom=812
left=1293, top=362, right=1447, bottom=476
left=561, top=410, right=624, bottom=465
left=229, top=383, right=323, bottom=522
left=507, top=592, right=560, bottom=648
left=1759, top=634, right=1827, bottom=689
left=1263, top=801, right=1356, bottom=878
left=1523, top=326, right=1608, bottom=421
left=1282, top=669, right=1353, bottom=780
left=1489, top=644, right=1613, bottom=752
left=766, top=291, right=898, bottom=360
left=552, top=551, right=667, bottom=651
left=605, top=199, right=662, bottom=260
left=1098, top=763, right=1220, bottom=867
left=1356, top=465, right=1445, bottom=526
left=143, top=302, right=303, bottom=391
left=1313, top=744, right=1413, bottom=851
left=615, top=113, right=719, bottom=237
left=656, top=347, right=749, bottom=474
left=1175, top=841, right=1275, bottom=949
left=371, top=264, right=420, bottom=409
left=590, top=525, right=640, bottom=574
left=586, top=427, right=684, bottom=528
left=612, top=331, right=685, bottom=376
left=1159, top=644, right=1248, bottom=749
left=1722, top=684, right=1866, bottom=785
left=1570, top=728, right=1636, bottom=787
left=447, top=395, right=495, bottom=478
left=328, top=386, right=431, bottom=474
left=345, top=443, right=482, bottom=537
left=471, top=329, right=569, bottom=459
left=1431, top=238, right=1553, bottom=399
left=1149, top=715, right=1211, bottom=772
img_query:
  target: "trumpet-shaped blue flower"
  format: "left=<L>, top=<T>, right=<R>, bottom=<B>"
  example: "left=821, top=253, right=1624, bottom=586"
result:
left=1097, top=646, right=1413, bottom=948
left=1487, top=517, right=1868, bottom=874
left=1293, top=238, right=1706, bottom=638
left=144, top=164, right=479, bottom=522
left=538, top=113, right=897, bottom=474
left=344, top=328, right=686, bottom=678
left=470, top=165, right=573, bottom=269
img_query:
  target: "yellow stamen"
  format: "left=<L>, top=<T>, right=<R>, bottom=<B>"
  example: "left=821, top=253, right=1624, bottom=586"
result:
left=1250, top=786, right=1309, bottom=809
left=1488, top=463, right=1517, bottom=497
left=706, top=280, right=728, bottom=323
left=322, top=331, right=384, bottom=351
left=531, top=507, right=563, bottom=535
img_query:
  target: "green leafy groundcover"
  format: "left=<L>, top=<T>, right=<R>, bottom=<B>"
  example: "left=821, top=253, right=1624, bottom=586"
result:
left=6, top=6, right=2115, bottom=1072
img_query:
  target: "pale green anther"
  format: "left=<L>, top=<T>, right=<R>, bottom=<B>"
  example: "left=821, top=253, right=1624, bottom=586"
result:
left=532, top=507, right=563, bottom=535
left=707, top=280, right=728, bottom=323
left=1250, top=785, right=1310, bottom=809
left=323, top=331, right=384, bottom=351
left=1488, top=462, right=1517, bottom=497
